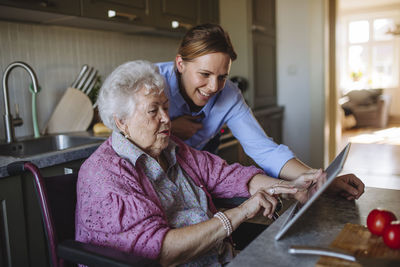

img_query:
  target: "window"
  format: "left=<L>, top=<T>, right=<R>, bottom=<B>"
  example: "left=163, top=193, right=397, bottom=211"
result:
left=339, top=13, right=399, bottom=93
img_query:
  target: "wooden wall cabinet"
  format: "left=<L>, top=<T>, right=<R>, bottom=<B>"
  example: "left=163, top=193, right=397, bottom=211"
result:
left=81, top=0, right=218, bottom=31
left=80, top=0, right=154, bottom=28
left=251, top=0, right=283, bottom=147
left=0, top=0, right=80, bottom=16
left=0, top=0, right=219, bottom=35
left=252, top=0, right=277, bottom=109
left=155, top=0, right=219, bottom=30
left=254, top=106, right=283, bottom=144
left=221, top=0, right=276, bottom=110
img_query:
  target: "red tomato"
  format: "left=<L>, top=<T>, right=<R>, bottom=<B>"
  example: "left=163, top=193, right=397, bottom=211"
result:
left=367, top=209, right=397, bottom=236
left=383, top=221, right=400, bottom=249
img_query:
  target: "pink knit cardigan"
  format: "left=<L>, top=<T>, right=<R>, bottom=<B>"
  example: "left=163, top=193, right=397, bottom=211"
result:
left=75, top=135, right=264, bottom=259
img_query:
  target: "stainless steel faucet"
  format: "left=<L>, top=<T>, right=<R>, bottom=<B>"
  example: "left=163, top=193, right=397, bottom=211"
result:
left=2, top=61, right=39, bottom=143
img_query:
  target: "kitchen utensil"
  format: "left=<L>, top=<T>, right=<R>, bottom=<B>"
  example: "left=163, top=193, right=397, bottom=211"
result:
left=76, top=66, right=93, bottom=90
left=289, top=245, right=400, bottom=266
left=81, top=69, right=98, bottom=94
left=70, top=64, right=89, bottom=89
left=43, top=87, right=94, bottom=134
left=85, top=76, right=97, bottom=96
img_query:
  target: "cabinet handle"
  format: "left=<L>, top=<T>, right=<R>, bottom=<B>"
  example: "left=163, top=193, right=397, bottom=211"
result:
left=40, top=1, right=49, bottom=7
left=107, top=10, right=137, bottom=21
left=251, top=24, right=266, bottom=33
left=171, top=20, right=192, bottom=30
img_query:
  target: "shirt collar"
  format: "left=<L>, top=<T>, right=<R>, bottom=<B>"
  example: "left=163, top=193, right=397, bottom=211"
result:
left=163, top=139, right=178, bottom=168
left=111, top=131, right=179, bottom=168
left=112, top=131, right=145, bottom=165
left=168, top=69, right=188, bottom=112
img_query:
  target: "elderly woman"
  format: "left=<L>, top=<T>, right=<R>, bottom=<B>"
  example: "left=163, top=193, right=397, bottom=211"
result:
left=75, top=60, right=323, bottom=266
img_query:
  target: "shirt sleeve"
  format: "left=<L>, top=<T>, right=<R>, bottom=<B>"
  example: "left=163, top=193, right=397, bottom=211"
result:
left=75, top=158, right=170, bottom=260
left=220, top=83, right=295, bottom=178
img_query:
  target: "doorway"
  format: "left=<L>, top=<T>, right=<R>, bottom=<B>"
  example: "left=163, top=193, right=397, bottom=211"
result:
left=337, top=0, right=400, bottom=190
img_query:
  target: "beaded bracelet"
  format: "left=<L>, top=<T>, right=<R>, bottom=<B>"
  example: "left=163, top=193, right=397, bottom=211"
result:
left=214, top=211, right=233, bottom=237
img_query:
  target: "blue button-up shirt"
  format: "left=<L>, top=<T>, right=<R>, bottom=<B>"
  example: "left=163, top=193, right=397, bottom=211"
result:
left=156, top=61, right=295, bottom=178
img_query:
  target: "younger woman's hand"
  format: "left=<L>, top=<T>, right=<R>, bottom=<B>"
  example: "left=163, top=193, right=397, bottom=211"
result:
left=328, top=173, right=365, bottom=200
left=289, top=169, right=327, bottom=203
left=171, top=115, right=203, bottom=140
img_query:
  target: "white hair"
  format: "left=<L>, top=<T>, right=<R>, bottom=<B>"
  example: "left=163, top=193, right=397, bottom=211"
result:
left=97, top=60, right=165, bottom=131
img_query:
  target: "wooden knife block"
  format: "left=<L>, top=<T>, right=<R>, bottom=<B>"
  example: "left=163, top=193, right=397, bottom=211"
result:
left=44, top=87, right=94, bottom=134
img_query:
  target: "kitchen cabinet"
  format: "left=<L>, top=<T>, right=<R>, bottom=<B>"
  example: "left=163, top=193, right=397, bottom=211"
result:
left=0, top=174, right=29, bottom=267
left=220, top=0, right=276, bottom=109
left=81, top=0, right=219, bottom=32
left=254, top=106, right=283, bottom=144
left=155, top=0, right=219, bottom=30
left=0, top=159, right=85, bottom=267
left=0, top=0, right=80, bottom=16
left=0, top=0, right=219, bottom=35
left=250, top=0, right=283, bottom=162
left=80, top=0, right=154, bottom=28
left=252, top=0, right=277, bottom=108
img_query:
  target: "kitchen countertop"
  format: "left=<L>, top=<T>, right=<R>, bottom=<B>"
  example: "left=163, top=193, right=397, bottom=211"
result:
left=227, top=187, right=400, bottom=266
left=0, top=132, right=107, bottom=178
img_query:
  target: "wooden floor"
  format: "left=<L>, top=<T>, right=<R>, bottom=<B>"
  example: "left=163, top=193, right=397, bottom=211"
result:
left=341, top=124, right=400, bottom=190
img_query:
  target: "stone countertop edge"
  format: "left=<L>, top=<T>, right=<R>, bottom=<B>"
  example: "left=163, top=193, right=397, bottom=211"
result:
left=226, top=188, right=400, bottom=267
left=0, top=142, right=101, bottom=178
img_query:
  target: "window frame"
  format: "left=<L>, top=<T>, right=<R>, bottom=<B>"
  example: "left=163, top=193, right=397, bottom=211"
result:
left=338, top=10, right=400, bottom=93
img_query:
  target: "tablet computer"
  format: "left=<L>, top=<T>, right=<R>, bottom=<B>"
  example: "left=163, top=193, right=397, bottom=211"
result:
left=274, top=143, right=351, bottom=240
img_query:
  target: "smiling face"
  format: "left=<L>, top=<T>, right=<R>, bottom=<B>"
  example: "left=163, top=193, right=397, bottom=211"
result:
left=176, top=52, right=231, bottom=110
left=115, top=87, right=171, bottom=158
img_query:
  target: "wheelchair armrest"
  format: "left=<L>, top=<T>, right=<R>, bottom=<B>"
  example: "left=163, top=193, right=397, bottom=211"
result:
left=214, top=197, right=283, bottom=212
left=213, top=197, right=248, bottom=209
left=58, top=240, right=161, bottom=267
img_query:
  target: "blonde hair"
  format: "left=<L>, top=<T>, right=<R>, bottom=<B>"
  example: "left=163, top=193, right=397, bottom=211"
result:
left=178, top=23, right=237, bottom=62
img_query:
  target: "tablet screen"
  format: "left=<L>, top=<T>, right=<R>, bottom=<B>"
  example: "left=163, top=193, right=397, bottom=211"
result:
left=274, top=143, right=351, bottom=240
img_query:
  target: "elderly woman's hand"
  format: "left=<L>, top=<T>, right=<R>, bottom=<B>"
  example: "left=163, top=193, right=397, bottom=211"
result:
left=239, top=185, right=297, bottom=220
left=171, top=115, right=203, bottom=140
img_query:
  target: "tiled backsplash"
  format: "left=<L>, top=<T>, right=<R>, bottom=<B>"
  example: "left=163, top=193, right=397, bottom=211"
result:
left=0, top=21, right=180, bottom=139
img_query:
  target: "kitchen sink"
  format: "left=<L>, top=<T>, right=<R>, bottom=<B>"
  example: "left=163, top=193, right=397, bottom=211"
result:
left=0, top=134, right=106, bottom=158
